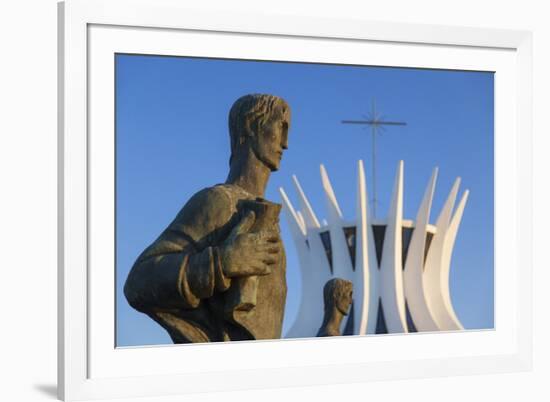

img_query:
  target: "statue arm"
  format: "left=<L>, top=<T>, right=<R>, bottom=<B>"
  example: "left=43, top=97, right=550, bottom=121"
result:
left=124, top=187, right=233, bottom=313
left=124, top=240, right=231, bottom=313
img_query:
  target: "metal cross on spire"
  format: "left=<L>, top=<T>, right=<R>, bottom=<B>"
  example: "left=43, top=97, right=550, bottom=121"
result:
left=341, top=100, right=407, bottom=218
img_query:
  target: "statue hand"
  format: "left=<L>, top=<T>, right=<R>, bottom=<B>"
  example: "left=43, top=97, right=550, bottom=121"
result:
left=221, top=211, right=281, bottom=278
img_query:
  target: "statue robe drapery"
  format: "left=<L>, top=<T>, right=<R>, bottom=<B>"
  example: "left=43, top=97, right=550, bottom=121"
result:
left=124, top=183, right=287, bottom=343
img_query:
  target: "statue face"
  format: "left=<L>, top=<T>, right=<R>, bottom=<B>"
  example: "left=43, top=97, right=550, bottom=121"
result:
left=336, top=287, right=353, bottom=316
left=251, top=104, right=290, bottom=171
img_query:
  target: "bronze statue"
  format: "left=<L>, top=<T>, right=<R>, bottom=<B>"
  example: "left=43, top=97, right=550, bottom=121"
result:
left=124, top=94, right=291, bottom=343
left=317, top=278, right=353, bottom=337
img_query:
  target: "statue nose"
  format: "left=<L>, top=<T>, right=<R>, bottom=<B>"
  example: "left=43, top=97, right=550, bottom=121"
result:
left=281, top=132, right=288, bottom=149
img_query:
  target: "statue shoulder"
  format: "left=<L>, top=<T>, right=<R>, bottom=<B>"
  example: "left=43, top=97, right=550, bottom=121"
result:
left=168, top=185, right=244, bottom=245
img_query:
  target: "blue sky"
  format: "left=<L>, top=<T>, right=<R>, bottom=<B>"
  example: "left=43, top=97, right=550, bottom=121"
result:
left=115, top=54, right=494, bottom=347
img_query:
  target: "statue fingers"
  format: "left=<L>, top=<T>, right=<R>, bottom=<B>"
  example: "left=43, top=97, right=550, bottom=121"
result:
left=264, top=245, right=281, bottom=254
left=248, top=264, right=272, bottom=276
left=255, top=243, right=280, bottom=254
left=262, top=255, right=278, bottom=266
left=257, top=230, right=280, bottom=243
left=228, top=210, right=256, bottom=241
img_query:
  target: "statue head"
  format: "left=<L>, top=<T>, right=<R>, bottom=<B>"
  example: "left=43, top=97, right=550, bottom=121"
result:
left=323, top=278, right=353, bottom=316
left=228, top=94, right=291, bottom=171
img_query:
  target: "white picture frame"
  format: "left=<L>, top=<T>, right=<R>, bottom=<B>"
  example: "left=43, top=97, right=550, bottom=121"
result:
left=58, top=0, right=533, bottom=400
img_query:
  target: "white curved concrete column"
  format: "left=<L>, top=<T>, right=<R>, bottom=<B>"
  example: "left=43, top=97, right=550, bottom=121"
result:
left=379, top=161, right=408, bottom=333
left=320, top=164, right=357, bottom=332
left=320, top=165, right=354, bottom=279
left=287, top=176, right=331, bottom=337
left=293, top=175, right=321, bottom=229
left=424, top=178, right=462, bottom=330
left=355, top=160, right=379, bottom=334
left=403, top=168, right=440, bottom=331
left=279, top=188, right=306, bottom=239
left=279, top=188, right=313, bottom=338
left=438, top=190, right=469, bottom=330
